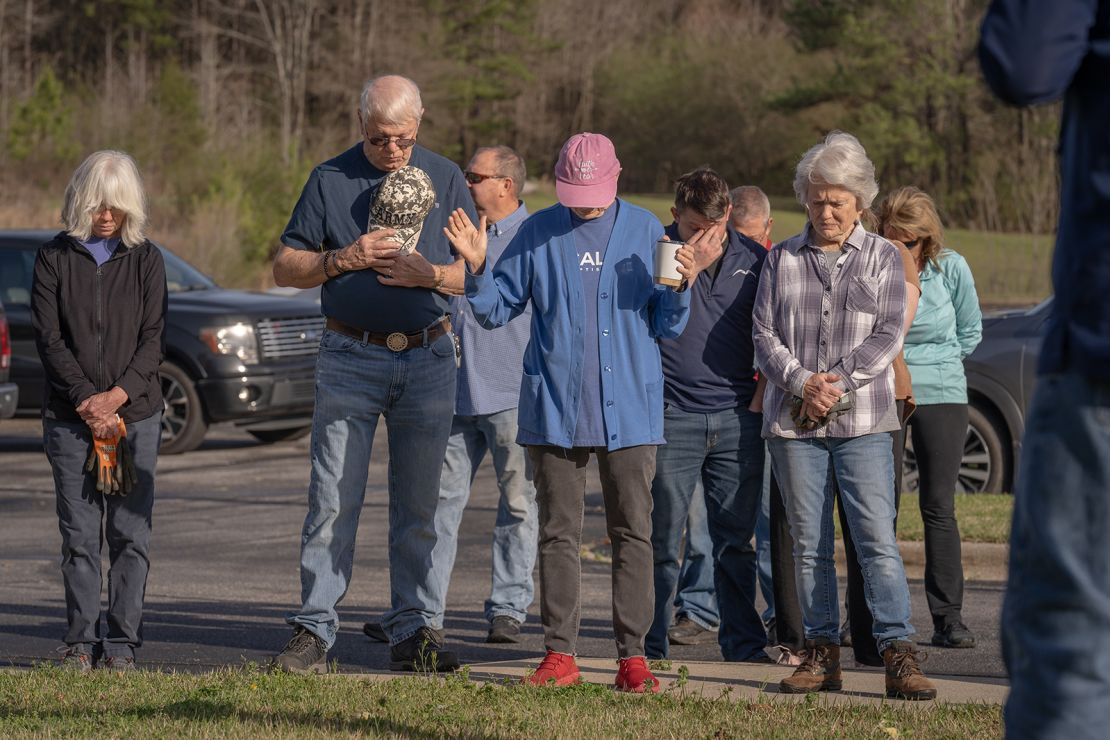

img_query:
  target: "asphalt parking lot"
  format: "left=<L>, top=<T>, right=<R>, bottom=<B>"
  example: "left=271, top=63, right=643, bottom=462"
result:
left=0, top=417, right=1007, bottom=678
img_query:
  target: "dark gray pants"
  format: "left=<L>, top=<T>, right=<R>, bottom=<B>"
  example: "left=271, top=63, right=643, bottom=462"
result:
left=528, top=444, right=656, bottom=658
left=44, top=413, right=161, bottom=658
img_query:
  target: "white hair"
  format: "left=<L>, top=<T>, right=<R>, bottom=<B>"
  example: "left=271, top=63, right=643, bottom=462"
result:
left=730, top=185, right=771, bottom=223
left=793, top=131, right=879, bottom=209
left=61, top=150, right=148, bottom=248
left=359, top=75, right=424, bottom=126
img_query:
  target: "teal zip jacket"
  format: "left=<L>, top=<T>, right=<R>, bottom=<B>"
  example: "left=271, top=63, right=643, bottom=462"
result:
left=465, top=200, right=691, bottom=450
left=903, top=249, right=982, bottom=405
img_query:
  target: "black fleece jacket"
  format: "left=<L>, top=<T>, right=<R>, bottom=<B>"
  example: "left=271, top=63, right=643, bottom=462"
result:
left=31, top=231, right=167, bottom=424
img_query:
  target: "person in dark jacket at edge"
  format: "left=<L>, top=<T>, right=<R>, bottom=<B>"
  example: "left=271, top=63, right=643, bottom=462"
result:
left=980, top=1, right=1110, bottom=736
left=31, top=150, right=167, bottom=673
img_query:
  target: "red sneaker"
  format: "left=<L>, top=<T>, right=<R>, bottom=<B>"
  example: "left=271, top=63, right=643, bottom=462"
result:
left=614, top=656, right=661, bottom=694
left=522, top=650, right=581, bottom=687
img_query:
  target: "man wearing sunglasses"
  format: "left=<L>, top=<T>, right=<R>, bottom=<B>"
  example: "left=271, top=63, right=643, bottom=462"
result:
left=363, top=146, right=539, bottom=646
left=271, top=75, right=477, bottom=674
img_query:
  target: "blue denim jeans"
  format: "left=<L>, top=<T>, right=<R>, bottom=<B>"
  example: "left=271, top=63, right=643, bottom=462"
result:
left=431, top=408, right=538, bottom=624
left=288, top=326, right=457, bottom=649
left=673, top=482, right=720, bottom=629
left=768, top=433, right=914, bottom=652
left=756, top=445, right=774, bottom=622
left=1003, top=373, right=1110, bottom=738
left=44, top=412, right=162, bottom=659
left=648, top=405, right=766, bottom=660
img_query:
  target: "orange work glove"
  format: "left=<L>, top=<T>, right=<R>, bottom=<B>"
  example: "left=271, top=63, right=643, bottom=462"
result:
left=84, top=417, right=134, bottom=495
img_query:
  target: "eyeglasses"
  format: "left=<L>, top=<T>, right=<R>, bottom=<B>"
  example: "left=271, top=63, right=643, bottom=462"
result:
left=464, top=171, right=507, bottom=184
left=366, top=134, right=417, bottom=149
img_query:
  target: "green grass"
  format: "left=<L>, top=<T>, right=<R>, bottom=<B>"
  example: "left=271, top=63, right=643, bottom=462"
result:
left=832, top=493, right=1013, bottom=544
left=0, top=667, right=1002, bottom=738
left=894, top=493, right=1012, bottom=544
left=524, top=187, right=1053, bottom=306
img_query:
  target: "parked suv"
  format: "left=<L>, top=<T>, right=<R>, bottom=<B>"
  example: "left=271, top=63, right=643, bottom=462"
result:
left=0, top=230, right=323, bottom=453
left=0, top=297, right=17, bottom=419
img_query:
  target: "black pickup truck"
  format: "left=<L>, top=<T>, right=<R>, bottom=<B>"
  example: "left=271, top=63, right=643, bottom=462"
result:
left=0, top=230, right=323, bottom=453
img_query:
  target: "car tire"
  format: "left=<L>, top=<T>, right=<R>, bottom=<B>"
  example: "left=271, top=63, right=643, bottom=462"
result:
left=159, top=361, right=208, bottom=455
left=247, top=426, right=311, bottom=445
left=901, top=405, right=1011, bottom=495
left=963, top=405, right=1010, bottom=494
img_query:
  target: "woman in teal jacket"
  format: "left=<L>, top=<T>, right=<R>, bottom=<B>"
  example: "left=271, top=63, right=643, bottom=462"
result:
left=879, top=186, right=982, bottom=650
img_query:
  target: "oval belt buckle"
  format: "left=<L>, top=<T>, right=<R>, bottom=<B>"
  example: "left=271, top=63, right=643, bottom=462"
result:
left=385, top=332, right=409, bottom=352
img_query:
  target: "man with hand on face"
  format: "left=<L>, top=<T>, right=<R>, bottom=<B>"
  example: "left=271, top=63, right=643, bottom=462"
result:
left=270, top=74, right=477, bottom=674
left=444, top=132, right=719, bottom=693
left=647, top=168, right=769, bottom=664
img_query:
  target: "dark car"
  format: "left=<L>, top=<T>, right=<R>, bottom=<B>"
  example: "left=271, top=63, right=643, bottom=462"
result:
left=902, top=298, right=1050, bottom=494
left=0, top=298, right=17, bottom=418
left=0, top=230, right=323, bottom=453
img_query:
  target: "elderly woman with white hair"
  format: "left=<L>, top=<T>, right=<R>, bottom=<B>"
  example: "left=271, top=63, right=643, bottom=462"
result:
left=31, top=150, right=167, bottom=672
left=752, top=132, right=935, bottom=700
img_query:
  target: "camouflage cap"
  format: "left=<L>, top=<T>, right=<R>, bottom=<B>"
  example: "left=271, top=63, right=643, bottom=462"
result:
left=368, top=165, right=437, bottom=255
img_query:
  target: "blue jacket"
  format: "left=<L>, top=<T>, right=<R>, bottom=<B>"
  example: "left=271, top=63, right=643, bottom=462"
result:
left=904, top=250, right=983, bottom=405
left=465, top=200, right=692, bottom=450
left=980, top=0, right=1110, bottom=378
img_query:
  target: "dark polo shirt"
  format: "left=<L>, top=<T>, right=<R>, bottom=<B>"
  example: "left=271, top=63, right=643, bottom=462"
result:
left=281, top=143, right=477, bottom=333
left=658, top=224, right=766, bottom=412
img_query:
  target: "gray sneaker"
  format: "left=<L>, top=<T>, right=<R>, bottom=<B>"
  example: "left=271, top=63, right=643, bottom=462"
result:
left=272, top=627, right=328, bottom=674
left=390, top=626, right=460, bottom=672
left=668, top=616, right=717, bottom=645
left=101, top=655, right=137, bottom=672
left=486, top=615, right=522, bottom=644
left=59, top=646, right=95, bottom=673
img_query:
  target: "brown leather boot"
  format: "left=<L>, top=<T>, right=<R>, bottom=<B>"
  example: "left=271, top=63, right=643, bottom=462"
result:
left=883, top=641, right=938, bottom=700
left=779, top=639, right=842, bottom=694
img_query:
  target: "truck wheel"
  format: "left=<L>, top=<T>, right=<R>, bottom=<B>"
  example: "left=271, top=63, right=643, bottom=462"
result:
left=159, top=362, right=208, bottom=454
left=961, top=405, right=1010, bottom=494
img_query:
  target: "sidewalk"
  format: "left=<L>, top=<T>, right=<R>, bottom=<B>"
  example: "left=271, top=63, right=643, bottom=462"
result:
left=318, top=658, right=1008, bottom=706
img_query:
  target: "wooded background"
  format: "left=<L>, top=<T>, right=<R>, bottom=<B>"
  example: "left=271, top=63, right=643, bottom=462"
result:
left=0, top=0, right=1059, bottom=284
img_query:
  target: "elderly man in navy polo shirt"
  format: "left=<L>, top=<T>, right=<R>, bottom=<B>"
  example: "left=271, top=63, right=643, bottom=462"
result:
left=269, top=75, right=477, bottom=674
left=647, top=167, right=769, bottom=662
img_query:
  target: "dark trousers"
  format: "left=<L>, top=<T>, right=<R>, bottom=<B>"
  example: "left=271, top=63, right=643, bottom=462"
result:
left=908, top=402, right=968, bottom=629
left=44, top=413, right=161, bottom=658
left=528, top=444, right=656, bottom=658
left=770, top=402, right=908, bottom=662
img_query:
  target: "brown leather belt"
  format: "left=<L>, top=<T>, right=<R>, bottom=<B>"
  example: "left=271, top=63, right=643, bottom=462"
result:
left=325, top=316, right=451, bottom=352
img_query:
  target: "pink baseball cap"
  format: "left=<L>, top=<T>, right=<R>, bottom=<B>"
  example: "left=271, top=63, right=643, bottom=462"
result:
left=554, top=132, right=621, bottom=208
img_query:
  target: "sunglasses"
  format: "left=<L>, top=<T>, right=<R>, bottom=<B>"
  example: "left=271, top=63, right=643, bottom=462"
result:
left=464, top=171, right=507, bottom=185
left=366, top=134, right=417, bottom=149
left=903, top=238, right=920, bottom=249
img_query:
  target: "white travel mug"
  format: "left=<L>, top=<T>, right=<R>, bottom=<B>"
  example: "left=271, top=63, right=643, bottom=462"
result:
left=653, top=238, right=685, bottom=287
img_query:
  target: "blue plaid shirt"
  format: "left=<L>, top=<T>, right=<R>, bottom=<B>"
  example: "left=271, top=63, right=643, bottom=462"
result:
left=753, top=223, right=906, bottom=439
left=453, top=202, right=531, bottom=416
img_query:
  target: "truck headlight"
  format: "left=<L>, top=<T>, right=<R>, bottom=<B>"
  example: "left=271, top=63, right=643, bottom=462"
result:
left=200, top=323, right=259, bottom=364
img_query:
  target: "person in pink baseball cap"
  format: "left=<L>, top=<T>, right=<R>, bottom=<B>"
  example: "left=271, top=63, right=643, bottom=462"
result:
left=553, top=132, right=622, bottom=209
left=443, top=131, right=725, bottom=693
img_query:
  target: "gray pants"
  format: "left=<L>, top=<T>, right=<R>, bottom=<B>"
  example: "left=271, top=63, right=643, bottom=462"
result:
left=44, top=413, right=161, bottom=658
left=528, top=444, right=656, bottom=658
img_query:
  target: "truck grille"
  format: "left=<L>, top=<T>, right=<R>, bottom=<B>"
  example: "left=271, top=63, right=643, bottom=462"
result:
left=256, top=316, right=325, bottom=359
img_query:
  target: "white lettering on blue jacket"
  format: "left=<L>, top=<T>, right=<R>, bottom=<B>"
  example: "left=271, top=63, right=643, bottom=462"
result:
left=464, top=200, right=692, bottom=450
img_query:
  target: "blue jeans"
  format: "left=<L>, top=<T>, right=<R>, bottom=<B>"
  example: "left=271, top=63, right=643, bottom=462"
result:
left=648, top=405, right=766, bottom=660
left=768, top=433, right=914, bottom=652
left=673, top=482, right=719, bottom=629
left=288, top=327, right=457, bottom=649
left=756, top=445, right=774, bottom=623
left=44, top=412, right=162, bottom=659
left=1003, top=373, right=1110, bottom=738
left=432, top=408, right=538, bottom=624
